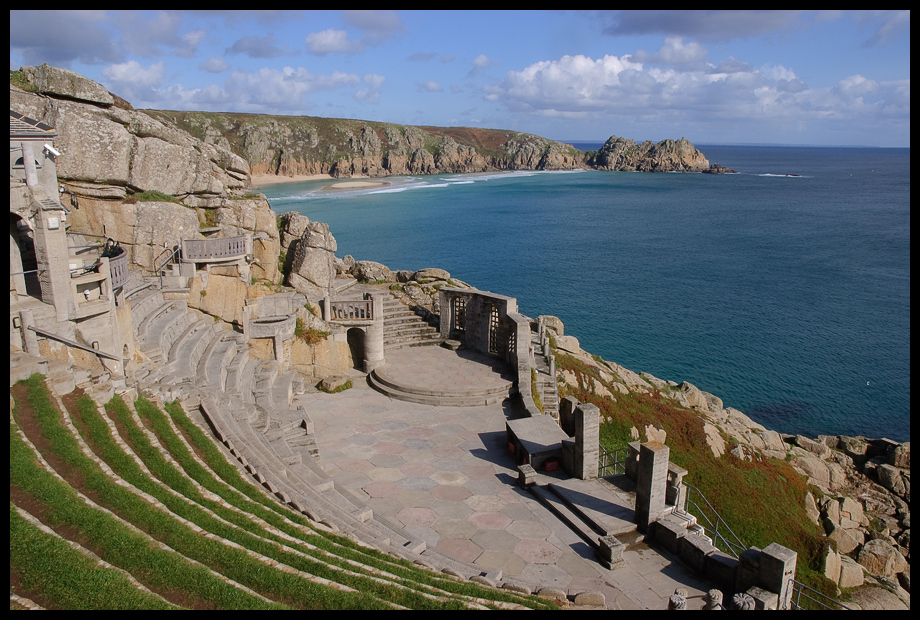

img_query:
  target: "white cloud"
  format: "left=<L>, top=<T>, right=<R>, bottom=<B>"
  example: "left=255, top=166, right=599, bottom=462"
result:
left=199, top=57, right=230, bottom=73
left=470, top=54, right=500, bottom=75
left=355, top=73, right=385, bottom=103
left=101, top=60, right=167, bottom=102
left=484, top=51, right=910, bottom=139
left=419, top=80, right=443, bottom=93
left=631, top=37, right=708, bottom=67
left=305, top=29, right=362, bottom=55
left=227, top=33, right=298, bottom=58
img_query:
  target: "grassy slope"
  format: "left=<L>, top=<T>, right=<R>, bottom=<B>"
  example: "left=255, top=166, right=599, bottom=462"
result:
left=555, top=351, right=835, bottom=595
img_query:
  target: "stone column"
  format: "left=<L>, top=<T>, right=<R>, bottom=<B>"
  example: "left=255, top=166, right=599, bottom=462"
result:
left=363, top=292, right=385, bottom=373
left=573, top=403, right=599, bottom=480
left=19, top=309, right=39, bottom=355
left=32, top=204, right=73, bottom=322
left=635, top=441, right=670, bottom=533
left=759, top=543, right=797, bottom=610
left=559, top=395, right=578, bottom=437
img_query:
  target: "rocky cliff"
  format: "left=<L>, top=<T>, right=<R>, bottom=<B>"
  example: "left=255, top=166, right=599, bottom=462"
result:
left=142, top=108, right=715, bottom=179
left=10, top=65, right=280, bottom=282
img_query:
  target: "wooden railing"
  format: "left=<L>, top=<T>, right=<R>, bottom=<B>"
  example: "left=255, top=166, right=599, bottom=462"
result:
left=328, top=299, right=373, bottom=321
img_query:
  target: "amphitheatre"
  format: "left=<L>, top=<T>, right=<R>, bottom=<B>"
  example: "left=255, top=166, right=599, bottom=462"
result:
left=10, top=65, right=910, bottom=610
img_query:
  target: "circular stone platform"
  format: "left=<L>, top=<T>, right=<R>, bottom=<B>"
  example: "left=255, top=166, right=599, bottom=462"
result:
left=369, top=346, right=517, bottom=406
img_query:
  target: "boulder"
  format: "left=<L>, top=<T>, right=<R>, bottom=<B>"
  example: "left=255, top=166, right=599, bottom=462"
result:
left=555, top=335, right=581, bottom=354
left=847, top=586, right=908, bottom=610
left=678, top=382, right=709, bottom=411
left=889, top=442, right=910, bottom=469
left=537, top=315, right=564, bottom=336
left=21, top=63, right=115, bottom=107
left=857, top=539, right=909, bottom=579
left=188, top=274, right=248, bottom=326
left=837, top=556, right=865, bottom=589
left=279, top=212, right=311, bottom=251
left=703, top=422, right=726, bottom=458
left=286, top=222, right=337, bottom=298
left=796, top=435, right=830, bottom=459
left=412, top=267, right=450, bottom=281
left=352, top=260, right=393, bottom=283
left=877, top=464, right=910, bottom=502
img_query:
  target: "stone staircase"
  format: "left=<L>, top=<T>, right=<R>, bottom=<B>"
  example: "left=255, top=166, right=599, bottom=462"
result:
left=526, top=477, right=639, bottom=567
left=118, top=279, right=524, bottom=583
left=531, top=331, right=558, bottom=418
left=382, top=296, right=444, bottom=350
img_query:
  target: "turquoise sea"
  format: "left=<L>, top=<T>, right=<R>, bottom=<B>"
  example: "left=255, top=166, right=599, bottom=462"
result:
left=260, top=145, right=910, bottom=442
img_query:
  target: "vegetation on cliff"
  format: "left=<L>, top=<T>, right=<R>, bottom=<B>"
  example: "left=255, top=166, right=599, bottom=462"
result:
left=140, top=108, right=711, bottom=180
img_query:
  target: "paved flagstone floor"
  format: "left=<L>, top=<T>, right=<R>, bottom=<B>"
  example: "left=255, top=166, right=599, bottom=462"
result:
left=293, top=349, right=718, bottom=609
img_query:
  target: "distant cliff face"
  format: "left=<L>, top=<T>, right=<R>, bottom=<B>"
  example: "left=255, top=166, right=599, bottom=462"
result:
left=10, top=64, right=716, bottom=193
left=142, top=109, right=711, bottom=179
left=138, top=110, right=591, bottom=179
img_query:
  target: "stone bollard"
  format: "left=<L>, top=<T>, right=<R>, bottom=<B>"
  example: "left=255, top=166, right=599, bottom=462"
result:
left=517, top=464, right=536, bottom=488
left=597, top=535, right=626, bottom=569
left=703, top=589, right=723, bottom=610
left=668, top=588, right=688, bottom=610
left=731, top=592, right=755, bottom=610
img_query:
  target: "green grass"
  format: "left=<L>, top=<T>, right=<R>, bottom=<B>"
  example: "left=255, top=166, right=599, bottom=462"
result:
left=10, top=376, right=288, bottom=610
left=10, top=503, right=179, bottom=610
left=10, top=375, right=553, bottom=610
left=128, top=190, right=181, bottom=204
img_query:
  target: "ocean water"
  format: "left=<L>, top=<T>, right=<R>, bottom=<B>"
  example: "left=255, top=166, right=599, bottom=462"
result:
left=260, top=145, right=910, bottom=442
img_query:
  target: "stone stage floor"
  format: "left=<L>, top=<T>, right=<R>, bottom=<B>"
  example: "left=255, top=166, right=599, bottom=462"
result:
left=293, top=346, right=717, bottom=609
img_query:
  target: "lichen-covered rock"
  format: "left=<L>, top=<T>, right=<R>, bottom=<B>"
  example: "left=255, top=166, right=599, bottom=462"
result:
left=857, top=539, right=909, bottom=578
left=351, top=260, right=393, bottom=283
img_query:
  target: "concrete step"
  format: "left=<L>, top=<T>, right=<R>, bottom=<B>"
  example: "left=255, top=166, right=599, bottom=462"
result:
left=529, top=484, right=602, bottom=550
left=368, top=370, right=513, bottom=407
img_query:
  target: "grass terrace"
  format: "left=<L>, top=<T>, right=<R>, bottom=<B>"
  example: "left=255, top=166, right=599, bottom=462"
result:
left=10, top=374, right=556, bottom=610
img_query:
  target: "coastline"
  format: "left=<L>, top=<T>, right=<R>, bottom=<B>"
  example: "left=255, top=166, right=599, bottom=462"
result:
left=251, top=173, right=390, bottom=192
left=251, top=173, right=332, bottom=187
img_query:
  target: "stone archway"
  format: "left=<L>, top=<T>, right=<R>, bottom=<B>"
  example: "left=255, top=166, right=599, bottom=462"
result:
left=10, top=212, right=39, bottom=297
left=346, top=327, right=366, bottom=371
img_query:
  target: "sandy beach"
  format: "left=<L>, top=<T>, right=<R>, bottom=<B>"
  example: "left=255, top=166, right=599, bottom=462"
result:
left=250, top=173, right=333, bottom=187
left=251, top=173, right=390, bottom=191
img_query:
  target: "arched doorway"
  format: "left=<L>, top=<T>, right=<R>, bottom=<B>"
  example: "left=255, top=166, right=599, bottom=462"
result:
left=10, top=213, right=39, bottom=298
left=346, top=327, right=366, bottom=371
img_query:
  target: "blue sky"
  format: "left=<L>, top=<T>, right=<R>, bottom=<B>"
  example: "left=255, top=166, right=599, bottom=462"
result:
left=10, top=10, right=911, bottom=146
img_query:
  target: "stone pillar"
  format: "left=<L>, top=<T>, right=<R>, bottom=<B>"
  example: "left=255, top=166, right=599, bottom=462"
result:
left=559, top=395, right=578, bottom=437
left=666, top=462, right=688, bottom=510
left=573, top=403, right=599, bottom=480
left=635, top=441, right=670, bottom=533
left=363, top=292, right=385, bottom=373
left=625, top=441, right=641, bottom=481
left=759, top=543, right=797, bottom=610
left=32, top=204, right=73, bottom=322
left=438, top=288, right=451, bottom=340
left=19, top=309, right=39, bottom=355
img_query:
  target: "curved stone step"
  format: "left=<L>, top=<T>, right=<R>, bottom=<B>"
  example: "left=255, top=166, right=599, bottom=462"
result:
left=367, top=371, right=513, bottom=407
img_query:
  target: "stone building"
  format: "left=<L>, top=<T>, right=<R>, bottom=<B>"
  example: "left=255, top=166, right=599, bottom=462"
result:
left=10, top=110, right=132, bottom=379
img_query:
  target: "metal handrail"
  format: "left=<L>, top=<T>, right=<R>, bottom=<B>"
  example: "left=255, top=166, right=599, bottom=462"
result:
left=599, top=445, right=629, bottom=477
left=28, top=326, right=120, bottom=361
left=153, top=243, right=180, bottom=288
left=790, top=579, right=854, bottom=610
left=681, top=482, right=747, bottom=559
